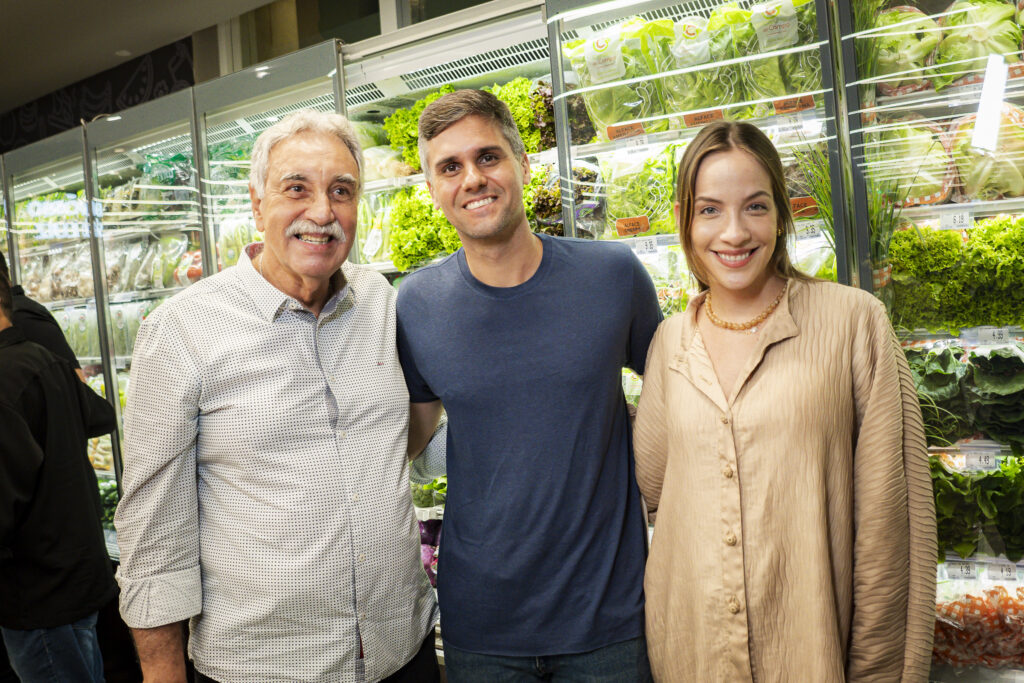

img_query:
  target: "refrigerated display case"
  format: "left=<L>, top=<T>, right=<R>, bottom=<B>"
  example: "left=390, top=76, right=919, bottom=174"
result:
left=1, top=157, right=10, bottom=263
left=194, top=40, right=343, bottom=272
left=840, top=2, right=1024, bottom=677
left=341, top=0, right=560, bottom=274
left=83, top=89, right=209, bottom=540
left=3, top=128, right=120, bottom=554
left=544, top=0, right=848, bottom=312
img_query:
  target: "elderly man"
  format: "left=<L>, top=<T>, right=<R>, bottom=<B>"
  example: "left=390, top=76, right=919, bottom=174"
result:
left=399, top=89, right=661, bottom=681
left=115, top=110, right=438, bottom=683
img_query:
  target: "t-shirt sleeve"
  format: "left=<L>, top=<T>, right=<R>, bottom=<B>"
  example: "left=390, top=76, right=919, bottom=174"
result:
left=396, top=286, right=439, bottom=404
left=13, top=306, right=81, bottom=369
left=625, top=250, right=663, bottom=376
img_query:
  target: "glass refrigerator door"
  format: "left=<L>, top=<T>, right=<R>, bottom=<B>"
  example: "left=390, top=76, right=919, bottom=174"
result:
left=194, top=41, right=341, bottom=272
left=841, top=3, right=1024, bottom=677
left=545, top=0, right=846, bottom=295
left=4, top=130, right=118, bottom=513
left=341, top=0, right=558, bottom=275
left=85, top=90, right=206, bottom=543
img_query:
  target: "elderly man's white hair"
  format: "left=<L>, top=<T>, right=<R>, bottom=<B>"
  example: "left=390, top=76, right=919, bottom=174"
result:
left=249, top=109, right=363, bottom=199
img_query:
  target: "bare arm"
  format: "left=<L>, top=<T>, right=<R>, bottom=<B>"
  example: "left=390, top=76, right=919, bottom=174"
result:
left=408, top=400, right=443, bottom=460
left=131, top=622, right=188, bottom=683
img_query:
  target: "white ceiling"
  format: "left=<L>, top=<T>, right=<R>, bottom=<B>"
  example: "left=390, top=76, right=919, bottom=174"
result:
left=0, top=0, right=274, bottom=115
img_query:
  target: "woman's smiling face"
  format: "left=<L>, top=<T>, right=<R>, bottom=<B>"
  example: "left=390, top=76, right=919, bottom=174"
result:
left=684, top=147, right=780, bottom=298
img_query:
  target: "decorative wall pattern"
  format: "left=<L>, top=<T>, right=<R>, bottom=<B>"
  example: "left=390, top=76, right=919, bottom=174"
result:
left=0, top=39, right=194, bottom=154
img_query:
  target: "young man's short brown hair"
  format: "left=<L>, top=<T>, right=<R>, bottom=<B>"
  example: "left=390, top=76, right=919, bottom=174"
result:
left=417, top=89, right=525, bottom=175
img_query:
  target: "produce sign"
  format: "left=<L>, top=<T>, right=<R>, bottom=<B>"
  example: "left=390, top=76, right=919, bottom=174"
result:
left=864, top=115, right=954, bottom=206
left=950, top=103, right=1024, bottom=202
left=875, top=7, right=941, bottom=96
left=932, top=0, right=1023, bottom=91
left=889, top=216, right=1024, bottom=332
left=931, top=454, right=1024, bottom=560
left=934, top=584, right=1024, bottom=668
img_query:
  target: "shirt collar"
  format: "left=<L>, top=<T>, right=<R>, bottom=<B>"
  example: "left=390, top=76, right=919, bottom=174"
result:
left=677, top=277, right=803, bottom=350
left=0, top=326, right=26, bottom=350
left=237, top=243, right=355, bottom=322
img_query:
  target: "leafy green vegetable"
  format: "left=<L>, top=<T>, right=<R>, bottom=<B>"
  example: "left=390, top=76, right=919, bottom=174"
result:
left=966, top=344, right=1024, bottom=452
left=383, top=85, right=455, bottom=172
left=602, top=144, right=677, bottom=239
left=781, top=0, right=822, bottom=98
left=931, top=0, right=1022, bottom=91
left=351, top=121, right=388, bottom=150
left=563, top=17, right=669, bottom=140
left=387, top=185, right=453, bottom=271
left=864, top=118, right=952, bottom=205
left=486, top=77, right=542, bottom=154
left=950, top=104, right=1024, bottom=201
left=905, top=346, right=972, bottom=445
left=874, top=7, right=941, bottom=95
left=653, top=15, right=744, bottom=118
left=98, top=479, right=119, bottom=528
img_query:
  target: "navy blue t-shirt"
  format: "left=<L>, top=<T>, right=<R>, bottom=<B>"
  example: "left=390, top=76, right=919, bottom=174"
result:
left=396, top=233, right=662, bottom=655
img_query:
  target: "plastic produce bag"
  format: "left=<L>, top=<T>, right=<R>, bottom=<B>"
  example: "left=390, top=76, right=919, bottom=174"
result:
left=931, top=0, right=1023, bottom=92
left=217, top=218, right=259, bottom=269
left=173, top=249, right=203, bottom=287
left=950, top=103, right=1024, bottom=201
left=351, top=121, right=388, bottom=150
left=934, top=571, right=1024, bottom=668
left=563, top=17, right=669, bottom=140
left=357, top=191, right=393, bottom=264
left=362, top=145, right=414, bottom=182
left=875, top=6, right=941, bottom=96
left=864, top=115, right=954, bottom=206
left=601, top=144, right=677, bottom=239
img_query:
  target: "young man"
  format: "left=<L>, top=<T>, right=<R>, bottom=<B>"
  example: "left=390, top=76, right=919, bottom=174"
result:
left=398, top=89, right=661, bottom=681
left=114, top=110, right=438, bottom=683
left=0, top=260, right=118, bottom=682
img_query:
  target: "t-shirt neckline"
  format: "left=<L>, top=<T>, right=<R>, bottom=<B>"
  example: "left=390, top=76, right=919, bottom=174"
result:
left=456, top=232, right=552, bottom=299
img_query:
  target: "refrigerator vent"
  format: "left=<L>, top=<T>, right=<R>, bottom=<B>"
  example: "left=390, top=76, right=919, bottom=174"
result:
left=203, top=93, right=337, bottom=148
left=346, top=83, right=387, bottom=107
left=400, top=38, right=550, bottom=92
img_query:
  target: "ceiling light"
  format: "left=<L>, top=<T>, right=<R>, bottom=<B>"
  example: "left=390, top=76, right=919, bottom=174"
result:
left=115, top=49, right=131, bottom=57
left=106, top=115, right=122, bottom=122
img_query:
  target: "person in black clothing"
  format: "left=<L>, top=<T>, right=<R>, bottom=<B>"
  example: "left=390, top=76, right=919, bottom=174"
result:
left=0, top=260, right=118, bottom=681
left=0, top=251, right=84, bottom=381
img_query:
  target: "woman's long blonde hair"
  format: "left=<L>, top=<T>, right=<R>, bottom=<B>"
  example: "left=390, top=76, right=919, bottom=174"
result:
left=675, top=121, right=810, bottom=291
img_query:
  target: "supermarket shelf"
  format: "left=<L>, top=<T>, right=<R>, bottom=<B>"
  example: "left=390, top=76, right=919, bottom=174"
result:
left=901, top=198, right=1024, bottom=222
left=108, top=286, right=185, bottom=304
left=40, top=295, right=96, bottom=310
left=899, top=327, right=1024, bottom=344
left=870, top=77, right=1024, bottom=127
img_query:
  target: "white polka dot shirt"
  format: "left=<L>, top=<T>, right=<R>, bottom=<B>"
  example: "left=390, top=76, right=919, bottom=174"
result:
left=114, top=244, right=438, bottom=683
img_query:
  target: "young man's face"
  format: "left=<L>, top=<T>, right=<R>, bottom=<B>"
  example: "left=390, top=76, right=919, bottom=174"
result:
left=424, top=115, right=530, bottom=244
left=249, top=131, right=359, bottom=292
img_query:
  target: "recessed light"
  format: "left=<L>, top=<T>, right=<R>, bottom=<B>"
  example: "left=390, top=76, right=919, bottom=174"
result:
left=115, top=49, right=131, bottom=57
left=106, top=115, right=122, bottom=122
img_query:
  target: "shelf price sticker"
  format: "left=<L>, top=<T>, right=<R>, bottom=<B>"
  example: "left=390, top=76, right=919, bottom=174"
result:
left=947, top=560, right=978, bottom=580
left=606, top=122, right=646, bottom=141
left=963, top=451, right=999, bottom=471
left=975, top=326, right=1012, bottom=344
left=939, top=209, right=971, bottom=231
left=683, top=109, right=725, bottom=128
left=621, top=134, right=650, bottom=151
left=987, top=561, right=1018, bottom=582
left=616, top=215, right=651, bottom=237
left=772, top=95, right=815, bottom=116
left=633, top=236, right=658, bottom=255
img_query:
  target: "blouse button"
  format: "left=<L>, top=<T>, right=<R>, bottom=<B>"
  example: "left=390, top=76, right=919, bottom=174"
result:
left=725, top=531, right=737, bottom=546
left=720, top=416, right=730, bottom=425
left=722, top=465, right=734, bottom=478
left=727, top=597, right=741, bottom=614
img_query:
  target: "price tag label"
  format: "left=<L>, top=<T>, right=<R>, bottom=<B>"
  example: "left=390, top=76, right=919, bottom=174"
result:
left=976, top=327, right=1012, bottom=344
left=964, top=451, right=999, bottom=471
left=772, top=95, right=816, bottom=116
left=947, top=560, right=977, bottom=580
left=939, top=209, right=971, bottom=231
left=621, top=134, right=650, bottom=150
left=790, top=196, right=818, bottom=219
left=683, top=109, right=725, bottom=128
left=615, top=215, right=651, bottom=237
left=634, top=236, right=658, bottom=255
left=606, top=122, right=646, bottom=141
left=988, top=562, right=1018, bottom=582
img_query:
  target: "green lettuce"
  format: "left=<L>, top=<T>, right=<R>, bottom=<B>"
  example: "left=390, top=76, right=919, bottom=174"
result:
left=387, top=186, right=452, bottom=271
left=950, top=104, right=1024, bottom=201
left=653, top=15, right=744, bottom=117
left=865, top=118, right=951, bottom=204
left=602, top=144, right=676, bottom=239
left=486, top=77, right=543, bottom=154
left=932, top=0, right=1022, bottom=91
left=563, top=17, right=668, bottom=140
left=874, top=7, right=941, bottom=95
left=905, top=346, right=972, bottom=444
left=781, top=0, right=822, bottom=97
left=383, top=85, right=455, bottom=172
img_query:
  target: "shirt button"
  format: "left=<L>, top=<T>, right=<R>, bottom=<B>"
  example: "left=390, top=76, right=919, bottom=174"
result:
left=720, top=416, right=730, bottom=425
left=722, top=465, right=734, bottom=478
left=725, top=531, right=737, bottom=546
left=359, top=612, right=366, bottom=620
left=352, top=493, right=359, bottom=502
left=358, top=553, right=366, bottom=562
left=339, top=430, right=346, bottom=438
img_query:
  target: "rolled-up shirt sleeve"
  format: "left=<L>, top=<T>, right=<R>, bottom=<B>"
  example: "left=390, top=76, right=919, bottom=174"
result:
left=114, top=306, right=203, bottom=628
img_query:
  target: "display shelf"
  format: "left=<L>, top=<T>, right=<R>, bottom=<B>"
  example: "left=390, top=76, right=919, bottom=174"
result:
left=901, top=199, right=1024, bottom=222
left=900, top=327, right=1024, bottom=345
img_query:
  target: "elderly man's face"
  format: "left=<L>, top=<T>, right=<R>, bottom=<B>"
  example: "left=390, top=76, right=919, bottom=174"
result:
left=250, top=131, right=359, bottom=293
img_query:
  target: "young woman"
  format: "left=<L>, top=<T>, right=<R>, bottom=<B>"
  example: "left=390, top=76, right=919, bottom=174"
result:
left=633, top=121, right=936, bottom=682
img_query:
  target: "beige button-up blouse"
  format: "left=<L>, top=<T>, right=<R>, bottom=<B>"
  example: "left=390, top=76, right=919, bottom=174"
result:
left=634, top=279, right=936, bottom=682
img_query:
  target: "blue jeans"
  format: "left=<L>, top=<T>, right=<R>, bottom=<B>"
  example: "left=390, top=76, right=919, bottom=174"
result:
left=1, top=612, right=104, bottom=683
left=444, top=636, right=652, bottom=682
